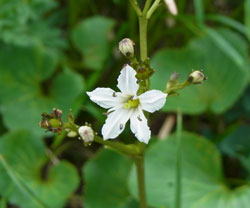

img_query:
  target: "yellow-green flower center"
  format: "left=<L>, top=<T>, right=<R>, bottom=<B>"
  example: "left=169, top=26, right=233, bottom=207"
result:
left=124, top=97, right=140, bottom=109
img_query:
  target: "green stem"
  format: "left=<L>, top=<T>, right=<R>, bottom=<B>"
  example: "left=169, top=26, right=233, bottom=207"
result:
left=139, top=16, right=148, bottom=61
left=143, top=0, right=153, bottom=14
left=146, top=0, right=162, bottom=19
left=129, top=0, right=142, bottom=16
left=175, top=110, right=183, bottom=208
left=135, top=156, right=147, bottom=208
left=94, top=136, right=143, bottom=156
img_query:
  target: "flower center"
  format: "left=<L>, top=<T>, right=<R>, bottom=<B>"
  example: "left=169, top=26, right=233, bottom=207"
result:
left=123, top=96, right=140, bottom=109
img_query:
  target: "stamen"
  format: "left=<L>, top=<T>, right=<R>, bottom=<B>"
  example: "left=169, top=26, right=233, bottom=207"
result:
left=112, top=92, right=117, bottom=97
left=123, top=98, right=140, bottom=109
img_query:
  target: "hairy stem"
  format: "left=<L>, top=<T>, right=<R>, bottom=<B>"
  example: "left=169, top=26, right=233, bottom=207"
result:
left=135, top=156, right=147, bottom=208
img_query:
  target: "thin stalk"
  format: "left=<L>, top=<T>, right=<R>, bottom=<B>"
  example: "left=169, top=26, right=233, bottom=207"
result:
left=135, top=156, right=147, bottom=208
left=94, top=136, right=143, bottom=156
left=143, top=0, right=153, bottom=14
left=175, top=110, right=183, bottom=208
left=146, top=0, right=162, bottom=19
left=139, top=16, right=148, bottom=61
left=129, top=0, right=142, bottom=16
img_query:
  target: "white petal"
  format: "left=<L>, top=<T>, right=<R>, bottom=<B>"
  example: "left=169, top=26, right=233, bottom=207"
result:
left=117, top=65, right=139, bottom=95
left=139, top=90, right=167, bottom=113
left=130, top=108, right=151, bottom=144
left=102, top=108, right=132, bottom=140
left=87, top=88, right=122, bottom=109
left=164, top=0, right=178, bottom=15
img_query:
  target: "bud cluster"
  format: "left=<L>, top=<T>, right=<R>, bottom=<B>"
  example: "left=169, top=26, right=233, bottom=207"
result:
left=40, top=108, right=63, bottom=133
left=40, top=109, right=95, bottom=145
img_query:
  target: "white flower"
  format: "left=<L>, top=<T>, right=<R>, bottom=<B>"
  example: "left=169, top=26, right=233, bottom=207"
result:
left=87, top=65, right=167, bottom=144
left=164, top=0, right=178, bottom=16
left=78, top=126, right=94, bottom=142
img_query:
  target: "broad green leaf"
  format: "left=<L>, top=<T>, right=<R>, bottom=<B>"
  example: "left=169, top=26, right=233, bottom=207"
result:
left=220, top=125, right=250, bottom=157
left=129, top=132, right=250, bottom=208
left=0, top=130, right=79, bottom=208
left=245, top=0, right=250, bottom=40
left=121, top=198, right=139, bottom=208
left=207, top=15, right=250, bottom=38
left=220, top=125, right=250, bottom=173
left=0, top=0, right=65, bottom=52
left=71, top=16, right=115, bottom=70
left=0, top=44, right=84, bottom=136
left=205, top=27, right=245, bottom=68
left=83, top=149, right=132, bottom=208
left=151, top=29, right=248, bottom=114
left=0, top=198, right=6, bottom=208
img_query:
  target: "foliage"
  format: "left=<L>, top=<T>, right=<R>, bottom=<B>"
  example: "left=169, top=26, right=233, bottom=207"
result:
left=0, top=131, right=79, bottom=208
left=0, top=0, right=250, bottom=207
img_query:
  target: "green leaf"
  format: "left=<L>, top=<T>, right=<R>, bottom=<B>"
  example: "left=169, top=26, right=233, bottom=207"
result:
left=207, top=15, right=250, bottom=38
left=194, top=0, right=204, bottom=26
left=220, top=125, right=250, bottom=173
left=71, top=16, right=115, bottom=70
left=0, top=130, right=79, bottom=208
left=0, top=44, right=84, bottom=136
left=245, top=0, right=250, bottom=41
left=0, top=0, right=65, bottom=52
left=205, top=27, right=246, bottom=68
left=129, top=132, right=250, bottom=208
left=151, top=29, right=248, bottom=114
left=0, top=198, right=6, bottom=208
left=83, top=149, right=132, bottom=208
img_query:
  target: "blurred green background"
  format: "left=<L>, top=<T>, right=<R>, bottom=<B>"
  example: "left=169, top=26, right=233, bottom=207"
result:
left=0, top=0, right=250, bottom=207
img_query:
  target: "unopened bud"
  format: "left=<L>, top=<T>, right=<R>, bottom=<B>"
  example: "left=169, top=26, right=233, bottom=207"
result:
left=188, top=70, right=206, bottom=84
left=52, top=108, right=62, bottom=118
left=170, top=72, right=179, bottom=81
left=67, top=131, right=77, bottom=138
left=119, top=38, right=134, bottom=57
left=164, top=0, right=178, bottom=16
left=78, top=126, right=94, bottom=143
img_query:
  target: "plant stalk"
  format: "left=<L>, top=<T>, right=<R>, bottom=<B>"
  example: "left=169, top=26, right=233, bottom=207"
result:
left=139, top=16, right=148, bottom=61
left=135, top=156, right=147, bottom=208
left=175, top=110, right=183, bottom=208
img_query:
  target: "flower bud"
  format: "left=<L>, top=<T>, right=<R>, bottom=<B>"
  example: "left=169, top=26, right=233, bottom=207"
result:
left=78, top=126, right=94, bottom=143
left=40, top=108, right=63, bottom=133
left=164, top=0, right=178, bottom=16
left=119, top=38, right=134, bottom=57
left=188, top=70, right=206, bottom=84
left=52, top=108, right=62, bottom=118
left=67, top=131, right=77, bottom=138
left=169, top=72, right=179, bottom=81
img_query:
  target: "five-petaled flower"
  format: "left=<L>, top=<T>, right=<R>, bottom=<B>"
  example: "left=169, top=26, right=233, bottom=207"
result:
left=87, top=65, right=167, bottom=144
